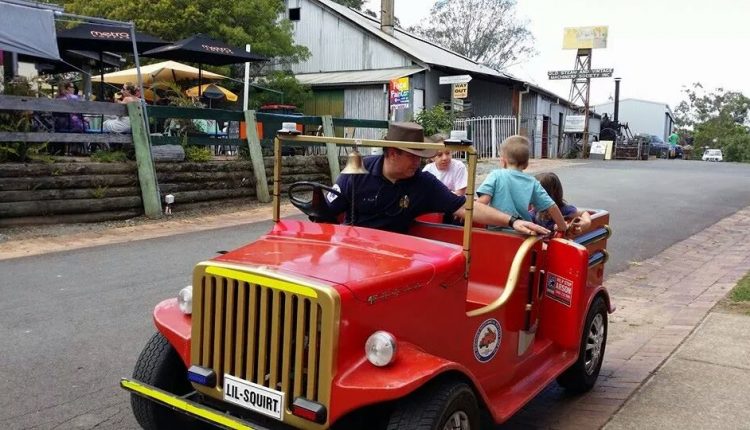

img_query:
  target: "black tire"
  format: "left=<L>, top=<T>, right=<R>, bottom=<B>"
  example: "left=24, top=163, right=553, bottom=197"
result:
left=386, top=381, right=480, bottom=430
left=131, top=332, right=204, bottom=430
left=557, top=296, right=608, bottom=393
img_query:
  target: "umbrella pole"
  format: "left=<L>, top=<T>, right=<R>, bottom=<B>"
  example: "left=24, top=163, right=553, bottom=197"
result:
left=199, top=66, right=202, bottom=97
left=99, top=52, right=104, bottom=101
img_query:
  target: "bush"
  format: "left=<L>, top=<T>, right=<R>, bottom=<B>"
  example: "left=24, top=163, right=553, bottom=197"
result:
left=0, top=77, right=48, bottom=162
left=415, top=105, right=455, bottom=137
left=184, top=145, right=213, bottom=162
left=90, top=150, right=128, bottom=163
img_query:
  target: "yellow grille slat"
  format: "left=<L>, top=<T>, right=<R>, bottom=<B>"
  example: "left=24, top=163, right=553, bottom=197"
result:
left=280, top=294, right=293, bottom=395
left=224, top=279, right=236, bottom=376
left=292, top=298, right=306, bottom=399
left=234, top=282, right=247, bottom=377
left=306, top=303, right=319, bottom=399
left=212, top=277, right=225, bottom=375
left=268, top=290, right=281, bottom=388
left=256, top=287, right=269, bottom=385
left=245, top=282, right=258, bottom=382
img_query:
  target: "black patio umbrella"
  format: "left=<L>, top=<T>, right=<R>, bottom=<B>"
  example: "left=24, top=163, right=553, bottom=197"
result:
left=142, top=34, right=267, bottom=95
left=57, top=23, right=169, bottom=99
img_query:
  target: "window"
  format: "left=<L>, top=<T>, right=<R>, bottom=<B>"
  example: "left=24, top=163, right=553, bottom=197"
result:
left=289, top=7, right=301, bottom=21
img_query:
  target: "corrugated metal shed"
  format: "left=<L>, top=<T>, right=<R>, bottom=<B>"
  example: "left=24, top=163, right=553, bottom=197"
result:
left=311, top=0, right=517, bottom=82
left=295, top=66, right=424, bottom=86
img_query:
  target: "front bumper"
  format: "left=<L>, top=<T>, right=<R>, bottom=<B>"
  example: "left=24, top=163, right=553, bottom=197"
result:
left=122, top=378, right=270, bottom=430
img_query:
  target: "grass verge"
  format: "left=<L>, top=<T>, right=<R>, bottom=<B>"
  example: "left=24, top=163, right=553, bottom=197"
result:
left=721, top=271, right=750, bottom=315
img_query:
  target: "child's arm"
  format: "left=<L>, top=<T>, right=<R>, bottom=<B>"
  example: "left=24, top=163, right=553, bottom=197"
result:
left=570, top=210, right=592, bottom=234
left=547, top=204, right=568, bottom=232
left=477, top=194, right=491, bottom=205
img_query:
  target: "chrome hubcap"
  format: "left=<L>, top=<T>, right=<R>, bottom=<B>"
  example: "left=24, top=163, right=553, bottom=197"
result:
left=442, top=411, right=470, bottom=430
left=584, top=313, right=605, bottom=374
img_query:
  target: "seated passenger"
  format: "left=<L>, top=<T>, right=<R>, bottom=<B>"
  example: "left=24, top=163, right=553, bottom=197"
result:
left=324, top=122, right=550, bottom=235
left=422, top=134, right=468, bottom=196
left=476, top=135, right=567, bottom=232
left=532, top=172, right=591, bottom=235
left=53, top=80, right=85, bottom=133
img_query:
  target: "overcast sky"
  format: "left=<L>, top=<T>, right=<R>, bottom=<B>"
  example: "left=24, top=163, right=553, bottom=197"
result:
left=364, top=0, right=750, bottom=109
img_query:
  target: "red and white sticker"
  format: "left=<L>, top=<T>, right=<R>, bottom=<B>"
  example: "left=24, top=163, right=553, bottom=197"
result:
left=545, top=273, right=573, bottom=307
left=473, top=318, right=502, bottom=363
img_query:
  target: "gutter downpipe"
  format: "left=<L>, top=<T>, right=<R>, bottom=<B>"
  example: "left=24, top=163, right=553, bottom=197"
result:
left=517, top=84, right=530, bottom=136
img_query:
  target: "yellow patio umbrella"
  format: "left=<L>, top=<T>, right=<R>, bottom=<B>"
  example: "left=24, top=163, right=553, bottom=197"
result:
left=185, top=83, right=238, bottom=102
left=91, top=60, right=226, bottom=85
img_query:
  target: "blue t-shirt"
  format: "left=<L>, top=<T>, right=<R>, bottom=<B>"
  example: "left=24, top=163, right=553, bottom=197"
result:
left=476, top=169, right=555, bottom=221
left=326, top=155, right=466, bottom=233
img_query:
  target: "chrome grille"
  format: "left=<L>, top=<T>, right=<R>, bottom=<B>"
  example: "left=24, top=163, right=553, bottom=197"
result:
left=191, top=264, right=338, bottom=420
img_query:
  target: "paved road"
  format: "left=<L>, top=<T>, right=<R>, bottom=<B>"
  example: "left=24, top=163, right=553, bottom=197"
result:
left=1, top=159, right=749, bottom=429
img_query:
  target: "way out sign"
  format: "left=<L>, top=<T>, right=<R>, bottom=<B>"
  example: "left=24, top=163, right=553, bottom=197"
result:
left=453, top=83, right=468, bottom=99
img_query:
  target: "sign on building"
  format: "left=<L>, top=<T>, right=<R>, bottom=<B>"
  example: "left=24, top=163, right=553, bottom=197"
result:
left=563, top=26, right=608, bottom=49
left=564, top=115, right=586, bottom=133
left=548, top=68, right=613, bottom=80
left=452, top=98, right=464, bottom=112
left=389, top=77, right=410, bottom=109
left=453, top=82, right=468, bottom=99
left=439, top=75, right=472, bottom=85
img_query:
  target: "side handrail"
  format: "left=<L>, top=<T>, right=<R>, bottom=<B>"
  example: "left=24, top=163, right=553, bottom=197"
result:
left=573, top=225, right=611, bottom=247
left=466, top=235, right=541, bottom=317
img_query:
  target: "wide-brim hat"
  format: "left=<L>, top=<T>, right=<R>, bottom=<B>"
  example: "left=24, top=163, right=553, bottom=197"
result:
left=383, top=122, right=437, bottom=158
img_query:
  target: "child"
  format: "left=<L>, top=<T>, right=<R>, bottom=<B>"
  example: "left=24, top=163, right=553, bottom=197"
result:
left=422, top=135, right=468, bottom=196
left=476, top=135, right=567, bottom=232
left=533, top=172, right=592, bottom=235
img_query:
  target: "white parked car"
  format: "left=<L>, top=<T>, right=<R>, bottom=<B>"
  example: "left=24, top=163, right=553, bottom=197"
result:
left=702, top=149, right=723, bottom=162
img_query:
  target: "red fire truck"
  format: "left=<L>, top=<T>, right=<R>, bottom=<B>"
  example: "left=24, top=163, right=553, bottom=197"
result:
left=122, top=133, right=613, bottom=430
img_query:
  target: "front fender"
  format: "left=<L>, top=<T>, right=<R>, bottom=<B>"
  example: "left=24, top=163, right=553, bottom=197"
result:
left=153, top=298, right=191, bottom=366
left=330, top=341, right=478, bottom=421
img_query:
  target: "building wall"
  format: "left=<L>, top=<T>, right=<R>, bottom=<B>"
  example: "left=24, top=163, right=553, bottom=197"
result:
left=470, top=79, right=513, bottom=117
left=595, top=99, right=672, bottom=141
left=344, top=85, right=388, bottom=140
left=284, top=0, right=412, bottom=74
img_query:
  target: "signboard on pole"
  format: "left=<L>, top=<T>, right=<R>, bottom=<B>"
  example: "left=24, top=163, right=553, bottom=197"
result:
left=564, top=115, right=586, bottom=133
left=548, top=68, right=613, bottom=80
left=563, top=26, right=608, bottom=49
left=439, top=75, right=472, bottom=85
left=389, top=77, right=410, bottom=108
left=453, top=82, right=468, bottom=99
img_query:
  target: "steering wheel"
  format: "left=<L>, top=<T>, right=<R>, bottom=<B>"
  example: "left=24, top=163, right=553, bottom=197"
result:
left=288, top=181, right=341, bottom=223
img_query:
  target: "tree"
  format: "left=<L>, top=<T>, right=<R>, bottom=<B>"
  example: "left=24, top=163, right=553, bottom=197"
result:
left=674, top=83, right=750, bottom=162
left=250, top=71, right=312, bottom=110
left=408, top=0, right=535, bottom=70
left=331, top=0, right=364, bottom=8
left=59, top=0, right=309, bottom=66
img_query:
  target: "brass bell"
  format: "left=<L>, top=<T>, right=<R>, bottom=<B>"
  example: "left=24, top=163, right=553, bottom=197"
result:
left=340, top=149, right=368, bottom=175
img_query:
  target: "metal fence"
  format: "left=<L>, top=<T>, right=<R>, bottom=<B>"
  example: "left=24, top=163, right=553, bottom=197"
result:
left=453, top=116, right=518, bottom=159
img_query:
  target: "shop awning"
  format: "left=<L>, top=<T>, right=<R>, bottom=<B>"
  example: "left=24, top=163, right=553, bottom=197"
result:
left=0, top=2, right=60, bottom=60
left=294, top=66, right=424, bottom=87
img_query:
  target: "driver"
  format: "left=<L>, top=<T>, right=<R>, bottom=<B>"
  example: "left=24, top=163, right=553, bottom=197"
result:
left=325, top=122, right=550, bottom=235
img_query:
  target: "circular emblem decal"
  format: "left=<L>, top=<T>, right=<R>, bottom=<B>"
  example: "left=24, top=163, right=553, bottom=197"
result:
left=473, top=318, right=502, bottom=363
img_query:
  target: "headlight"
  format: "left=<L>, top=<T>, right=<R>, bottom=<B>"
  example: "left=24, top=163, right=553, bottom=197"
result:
left=178, top=285, right=193, bottom=314
left=365, top=331, right=397, bottom=367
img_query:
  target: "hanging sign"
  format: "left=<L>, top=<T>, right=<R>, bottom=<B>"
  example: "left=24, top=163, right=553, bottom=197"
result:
left=439, top=75, right=472, bottom=85
left=389, top=77, right=410, bottom=109
left=453, top=83, right=468, bottom=99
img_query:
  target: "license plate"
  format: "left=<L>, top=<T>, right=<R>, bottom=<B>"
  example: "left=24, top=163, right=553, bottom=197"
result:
left=223, top=374, right=285, bottom=421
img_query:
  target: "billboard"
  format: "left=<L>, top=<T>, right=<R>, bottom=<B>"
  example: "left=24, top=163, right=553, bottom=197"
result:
left=563, top=26, right=608, bottom=49
left=389, top=77, right=410, bottom=108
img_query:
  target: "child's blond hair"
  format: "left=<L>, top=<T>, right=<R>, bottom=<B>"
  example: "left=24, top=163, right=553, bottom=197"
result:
left=500, top=135, right=530, bottom=168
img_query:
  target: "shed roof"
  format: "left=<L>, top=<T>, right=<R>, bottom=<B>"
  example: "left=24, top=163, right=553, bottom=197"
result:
left=295, top=66, right=424, bottom=86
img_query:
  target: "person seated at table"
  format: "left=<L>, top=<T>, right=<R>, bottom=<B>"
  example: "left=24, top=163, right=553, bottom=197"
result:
left=53, top=80, right=85, bottom=133
left=103, top=83, right=141, bottom=134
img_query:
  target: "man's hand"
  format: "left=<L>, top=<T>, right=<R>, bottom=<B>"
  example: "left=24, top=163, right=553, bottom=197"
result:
left=513, top=220, right=550, bottom=235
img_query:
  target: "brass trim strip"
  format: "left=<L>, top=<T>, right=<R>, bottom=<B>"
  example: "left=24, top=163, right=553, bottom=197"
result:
left=466, top=236, right=541, bottom=317
left=206, top=267, right=318, bottom=298
left=121, top=378, right=257, bottom=430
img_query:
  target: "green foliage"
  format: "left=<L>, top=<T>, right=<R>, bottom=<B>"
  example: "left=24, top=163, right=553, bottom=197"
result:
left=184, top=145, right=213, bottom=162
left=730, top=272, right=750, bottom=303
left=250, top=71, right=312, bottom=110
left=674, top=83, right=750, bottom=163
left=415, top=105, right=455, bottom=137
left=91, top=186, right=108, bottom=199
left=59, top=0, right=309, bottom=65
left=0, top=77, right=49, bottom=162
left=90, top=150, right=128, bottom=162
